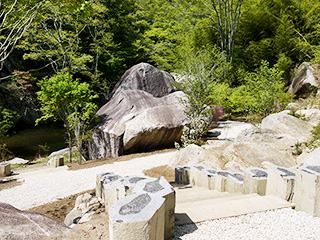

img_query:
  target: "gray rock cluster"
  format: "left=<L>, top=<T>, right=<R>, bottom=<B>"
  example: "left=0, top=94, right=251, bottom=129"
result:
left=64, top=192, right=101, bottom=227
left=169, top=110, right=316, bottom=171
left=89, top=63, right=189, bottom=159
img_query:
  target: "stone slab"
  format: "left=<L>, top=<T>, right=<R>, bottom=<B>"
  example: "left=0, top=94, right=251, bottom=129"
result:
left=175, top=187, right=292, bottom=225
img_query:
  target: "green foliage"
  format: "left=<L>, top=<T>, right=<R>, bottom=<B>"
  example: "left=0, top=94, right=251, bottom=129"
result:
left=0, top=105, right=19, bottom=139
left=226, top=61, right=292, bottom=117
left=36, top=73, right=98, bottom=162
left=175, top=116, right=207, bottom=149
left=176, top=47, right=229, bottom=118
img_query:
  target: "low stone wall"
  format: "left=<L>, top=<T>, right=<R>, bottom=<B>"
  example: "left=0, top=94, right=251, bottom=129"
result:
left=175, top=164, right=320, bottom=218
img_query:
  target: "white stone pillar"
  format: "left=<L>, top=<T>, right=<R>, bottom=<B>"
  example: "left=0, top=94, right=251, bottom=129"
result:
left=213, top=171, right=233, bottom=192
left=132, top=176, right=175, bottom=240
left=266, top=166, right=295, bottom=202
left=293, top=166, right=320, bottom=217
left=225, top=172, right=244, bottom=193
left=96, top=172, right=114, bottom=200
left=109, top=193, right=165, bottom=240
left=243, top=167, right=268, bottom=196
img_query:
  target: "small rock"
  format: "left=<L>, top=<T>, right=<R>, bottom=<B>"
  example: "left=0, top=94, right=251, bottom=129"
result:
left=64, top=209, right=83, bottom=226
left=78, top=212, right=95, bottom=224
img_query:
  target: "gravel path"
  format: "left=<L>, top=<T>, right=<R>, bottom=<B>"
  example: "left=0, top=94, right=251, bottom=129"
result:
left=174, top=208, right=320, bottom=240
left=0, top=152, right=174, bottom=210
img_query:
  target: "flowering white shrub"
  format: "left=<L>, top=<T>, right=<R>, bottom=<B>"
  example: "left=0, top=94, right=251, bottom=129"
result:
left=175, top=116, right=207, bottom=149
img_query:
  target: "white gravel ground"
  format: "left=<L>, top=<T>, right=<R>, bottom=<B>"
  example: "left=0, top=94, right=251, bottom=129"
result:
left=174, top=208, right=320, bottom=240
left=0, top=152, right=174, bottom=210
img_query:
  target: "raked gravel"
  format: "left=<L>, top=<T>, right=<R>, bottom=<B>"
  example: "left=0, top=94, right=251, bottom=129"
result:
left=0, top=152, right=174, bottom=210
left=174, top=208, right=320, bottom=240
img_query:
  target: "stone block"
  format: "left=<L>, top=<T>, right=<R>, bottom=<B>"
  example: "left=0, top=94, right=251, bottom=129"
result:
left=266, top=166, right=295, bottom=202
left=175, top=167, right=183, bottom=184
left=133, top=176, right=175, bottom=240
left=64, top=208, right=82, bottom=226
left=96, top=172, right=117, bottom=201
left=0, top=162, right=11, bottom=177
left=109, top=193, right=165, bottom=240
left=293, top=166, right=320, bottom=216
left=190, top=165, right=214, bottom=188
left=181, top=167, right=190, bottom=185
left=117, top=176, right=150, bottom=199
left=203, top=168, right=216, bottom=190
left=47, top=155, right=64, bottom=168
left=103, top=176, right=122, bottom=212
left=243, top=167, right=268, bottom=195
left=225, top=172, right=244, bottom=193
left=212, top=171, right=232, bottom=192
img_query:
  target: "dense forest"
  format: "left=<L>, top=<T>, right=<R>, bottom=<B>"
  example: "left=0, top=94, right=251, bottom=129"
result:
left=1, top=0, right=320, bottom=158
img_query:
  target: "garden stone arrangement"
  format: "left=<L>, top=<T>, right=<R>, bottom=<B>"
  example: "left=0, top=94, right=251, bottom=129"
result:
left=176, top=164, right=320, bottom=219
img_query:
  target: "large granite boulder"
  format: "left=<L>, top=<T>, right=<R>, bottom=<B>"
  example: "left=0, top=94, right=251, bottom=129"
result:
left=89, top=89, right=188, bottom=159
left=111, top=62, right=176, bottom=98
left=288, top=62, right=320, bottom=97
left=260, top=111, right=313, bottom=145
left=168, top=142, right=230, bottom=170
left=0, top=202, right=74, bottom=239
left=297, top=148, right=320, bottom=166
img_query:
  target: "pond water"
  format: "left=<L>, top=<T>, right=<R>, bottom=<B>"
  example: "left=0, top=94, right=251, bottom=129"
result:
left=4, top=124, right=67, bottom=160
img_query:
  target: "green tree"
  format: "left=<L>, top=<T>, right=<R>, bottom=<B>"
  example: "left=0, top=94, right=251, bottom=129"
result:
left=0, top=0, right=45, bottom=70
left=175, top=47, right=229, bottom=147
left=228, top=61, right=292, bottom=117
left=36, top=73, right=97, bottom=163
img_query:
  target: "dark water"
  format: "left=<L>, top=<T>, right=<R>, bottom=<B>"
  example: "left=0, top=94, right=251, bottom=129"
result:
left=4, top=124, right=67, bottom=160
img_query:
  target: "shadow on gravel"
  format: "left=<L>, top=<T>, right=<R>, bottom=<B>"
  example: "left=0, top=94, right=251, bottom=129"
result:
left=173, top=221, right=198, bottom=240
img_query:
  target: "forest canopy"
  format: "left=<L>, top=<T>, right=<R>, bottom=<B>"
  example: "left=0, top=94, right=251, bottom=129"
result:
left=1, top=0, right=320, bottom=136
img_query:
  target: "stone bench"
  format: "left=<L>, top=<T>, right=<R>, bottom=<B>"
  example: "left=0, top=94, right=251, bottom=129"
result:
left=47, top=155, right=64, bottom=168
left=243, top=167, right=268, bottom=195
left=225, top=172, right=244, bottom=193
left=132, top=176, right=175, bottom=240
left=109, top=193, right=165, bottom=240
left=293, top=166, right=320, bottom=217
left=266, top=166, right=295, bottom=202
left=0, top=162, right=11, bottom=177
